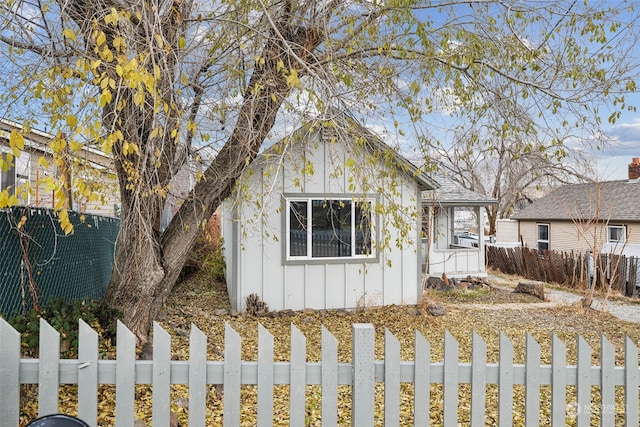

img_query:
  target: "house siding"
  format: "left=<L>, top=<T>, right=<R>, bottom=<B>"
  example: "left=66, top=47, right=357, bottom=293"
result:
left=518, top=220, right=640, bottom=253
left=0, top=123, right=119, bottom=217
left=223, top=128, right=422, bottom=312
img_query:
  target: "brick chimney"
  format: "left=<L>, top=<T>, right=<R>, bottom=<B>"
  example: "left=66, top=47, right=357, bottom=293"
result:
left=629, top=157, right=640, bottom=180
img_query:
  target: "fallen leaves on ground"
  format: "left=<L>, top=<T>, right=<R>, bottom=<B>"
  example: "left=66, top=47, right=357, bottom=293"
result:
left=18, top=269, right=640, bottom=426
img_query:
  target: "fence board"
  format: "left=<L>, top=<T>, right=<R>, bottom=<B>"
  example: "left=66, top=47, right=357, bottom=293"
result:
left=115, top=321, right=136, bottom=427
left=551, top=334, right=567, bottom=426
left=470, top=332, right=486, bottom=427
left=443, top=331, right=459, bottom=427
left=384, top=328, right=400, bottom=426
left=258, top=324, right=274, bottom=427
left=289, top=325, right=306, bottom=427
left=487, top=245, right=639, bottom=294
left=352, top=324, right=374, bottom=427
left=524, top=333, right=540, bottom=426
left=224, top=323, right=241, bottom=427
left=576, top=336, right=592, bottom=425
left=152, top=322, right=171, bottom=427
left=625, top=336, right=639, bottom=427
left=78, top=319, right=99, bottom=427
left=0, top=318, right=20, bottom=426
left=498, top=333, right=513, bottom=427
left=189, top=325, right=207, bottom=426
left=414, top=331, right=430, bottom=426
left=600, top=336, right=615, bottom=427
left=38, top=318, right=60, bottom=416
left=321, top=326, right=338, bottom=426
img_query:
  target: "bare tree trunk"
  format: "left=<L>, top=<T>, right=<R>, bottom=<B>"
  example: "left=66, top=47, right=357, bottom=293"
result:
left=104, top=17, right=323, bottom=343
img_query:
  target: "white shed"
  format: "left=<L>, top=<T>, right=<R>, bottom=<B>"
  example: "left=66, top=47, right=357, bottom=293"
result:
left=222, top=118, right=436, bottom=312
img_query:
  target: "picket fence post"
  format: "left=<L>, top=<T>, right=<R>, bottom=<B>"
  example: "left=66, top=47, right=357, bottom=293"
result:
left=352, top=323, right=375, bottom=427
left=0, top=318, right=20, bottom=426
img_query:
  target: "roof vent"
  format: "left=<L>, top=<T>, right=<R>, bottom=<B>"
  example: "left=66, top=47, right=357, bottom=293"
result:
left=629, top=157, right=640, bottom=181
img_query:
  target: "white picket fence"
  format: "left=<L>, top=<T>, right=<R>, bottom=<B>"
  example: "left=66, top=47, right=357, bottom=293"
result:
left=1, top=317, right=639, bottom=426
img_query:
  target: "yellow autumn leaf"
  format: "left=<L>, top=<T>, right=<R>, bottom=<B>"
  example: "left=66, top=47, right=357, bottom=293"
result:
left=155, top=34, right=164, bottom=48
left=96, top=31, right=106, bottom=46
left=66, top=115, right=78, bottom=128
left=133, top=91, right=144, bottom=106
left=113, top=36, right=126, bottom=51
left=62, top=28, right=76, bottom=42
left=9, top=130, right=24, bottom=157
left=286, top=68, right=301, bottom=88
left=0, top=190, right=9, bottom=207
left=69, top=139, right=83, bottom=152
left=37, top=156, right=49, bottom=169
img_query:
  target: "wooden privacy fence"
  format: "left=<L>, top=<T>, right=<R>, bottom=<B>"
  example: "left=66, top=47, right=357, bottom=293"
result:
left=1, top=318, right=639, bottom=426
left=486, top=245, right=639, bottom=296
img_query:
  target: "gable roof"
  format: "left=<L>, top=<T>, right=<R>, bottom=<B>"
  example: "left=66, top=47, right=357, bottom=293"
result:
left=317, top=115, right=439, bottom=191
left=423, top=172, right=498, bottom=207
left=511, top=180, right=640, bottom=222
left=257, top=114, right=438, bottom=191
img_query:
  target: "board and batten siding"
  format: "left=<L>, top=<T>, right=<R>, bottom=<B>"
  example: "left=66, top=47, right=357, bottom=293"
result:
left=223, top=130, right=423, bottom=312
left=518, top=220, right=640, bottom=253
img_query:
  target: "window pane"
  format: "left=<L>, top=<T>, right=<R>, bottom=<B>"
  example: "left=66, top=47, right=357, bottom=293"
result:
left=537, top=224, right=548, bottom=241
left=311, top=200, right=352, bottom=258
left=289, top=201, right=307, bottom=257
left=537, top=241, right=549, bottom=252
left=453, top=207, right=479, bottom=248
left=608, top=227, right=624, bottom=242
left=355, top=201, right=372, bottom=255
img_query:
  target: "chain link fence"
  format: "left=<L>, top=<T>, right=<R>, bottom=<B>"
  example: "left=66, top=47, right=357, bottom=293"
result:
left=0, top=207, right=119, bottom=316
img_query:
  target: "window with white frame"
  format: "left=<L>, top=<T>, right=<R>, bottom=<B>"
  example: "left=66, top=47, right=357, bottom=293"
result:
left=0, top=149, right=30, bottom=204
left=607, top=225, right=626, bottom=243
left=286, top=197, right=374, bottom=260
left=537, top=223, right=549, bottom=252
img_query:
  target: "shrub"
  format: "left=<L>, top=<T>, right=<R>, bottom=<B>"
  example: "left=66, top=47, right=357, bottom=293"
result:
left=8, top=298, right=121, bottom=357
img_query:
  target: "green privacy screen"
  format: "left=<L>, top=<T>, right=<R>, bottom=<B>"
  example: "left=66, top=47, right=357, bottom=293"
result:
left=0, top=207, right=120, bottom=315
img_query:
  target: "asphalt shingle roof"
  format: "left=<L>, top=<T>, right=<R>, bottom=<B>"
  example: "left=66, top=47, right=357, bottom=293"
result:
left=511, top=180, right=640, bottom=222
left=423, top=173, right=497, bottom=206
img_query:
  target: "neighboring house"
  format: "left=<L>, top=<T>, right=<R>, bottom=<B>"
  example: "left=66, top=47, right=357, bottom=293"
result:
left=495, top=218, right=520, bottom=245
left=0, top=119, right=119, bottom=216
left=422, top=173, right=498, bottom=278
left=511, top=158, right=640, bottom=253
left=222, top=117, right=438, bottom=312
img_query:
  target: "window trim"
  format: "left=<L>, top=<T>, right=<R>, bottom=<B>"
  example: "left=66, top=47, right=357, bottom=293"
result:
left=284, top=195, right=378, bottom=264
left=606, top=225, right=626, bottom=244
left=536, top=223, right=549, bottom=252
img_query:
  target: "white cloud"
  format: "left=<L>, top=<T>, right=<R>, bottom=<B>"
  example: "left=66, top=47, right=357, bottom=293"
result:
left=608, top=119, right=640, bottom=155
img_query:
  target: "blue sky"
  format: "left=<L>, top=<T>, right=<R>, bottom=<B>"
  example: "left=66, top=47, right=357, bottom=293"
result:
left=599, top=109, right=640, bottom=180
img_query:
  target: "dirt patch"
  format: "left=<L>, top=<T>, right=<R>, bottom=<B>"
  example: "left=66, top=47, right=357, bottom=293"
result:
left=422, top=287, right=543, bottom=305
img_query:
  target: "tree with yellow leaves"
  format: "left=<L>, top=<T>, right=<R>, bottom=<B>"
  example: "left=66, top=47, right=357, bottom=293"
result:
left=0, top=0, right=638, bottom=343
